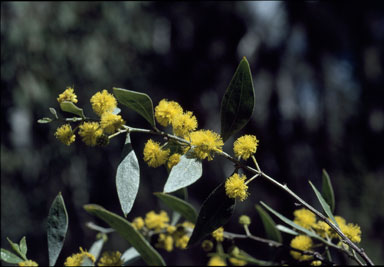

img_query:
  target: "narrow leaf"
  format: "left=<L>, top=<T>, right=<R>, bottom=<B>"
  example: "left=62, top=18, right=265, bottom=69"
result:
left=59, top=101, right=85, bottom=118
left=322, top=169, right=335, bottom=213
left=255, top=205, right=282, bottom=243
left=19, top=236, right=27, bottom=259
left=49, top=107, right=59, bottom=119
left=81, top=256, right=95, bottom=266
left=163, top=154, right=202, bottom=193
left=47, top=192, right=68, bottom=267
left=37, top=117, right=52, bottom=123
left=309, top=181, right=338, bottom=227
left=237, top=249, right=276, bottom=266
left=84, top=204, right=165, bottom=266
left=89, top=238, right=105, bottom=261
left=116, top=133, right=140, bottom=217
left=276, top=224, right=299, bottom=236
left=1, top=249, right=23, bottom=264
left=154, top=192, right=198, bottom=223
left=113, top=88, right=155, bottom=127
left=121, top=247, right=141, bottom=265
left=6, top=238, right=26, bottom=261
left=187, top=182, right=236, bottom=248
left=220, top=57, right=255, bottom=142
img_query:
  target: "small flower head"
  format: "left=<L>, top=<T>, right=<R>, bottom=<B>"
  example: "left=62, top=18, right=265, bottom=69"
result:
left=64, top=247, right=95, bottom=266
left=78, top=122, right=103, bottom=146
left=98, top=251, right=123, bottom=266
left=167, top=153, right=181, bottom=169
left=313, top=220, right=331, bottom=238
left=54, top=124, right=76, bottom=146
left=132, top=217, right=145, bottom=230
left=143, top=139, right=170, bottom=167
left=233, top=135, right=259, bottom=160
left=155, top=99, right=183, bottom=127
left=212, top=227, right=224, bottom=242
left=18, top=260, right=38, bottom=266
left=100, top=112, right=125, bottom=134
left=188, top=130, right=224, bottom=161
left=290, top=235, right=313, bottom=261
left=90, top=89, right=117, bottom=116
left=229, top=257, right=247, bottom=266
left=57, top=86, right=78, bottom=104
left=337, top=220, right=362, bottom=243
left=174, top=234, right=190, bottom=249
left=207, top=256, right=226, bottom=266
left=144, top=210, right=169, bottom=232
left=225, top=173, right=249, bottom=201
left=293, top=208, right=316, bottom=229
left=172, top=111, right=198, bottom=137
left=201, top=240, right=214, bottom=252
left=156, top=233, right=174, bottom=252
left=311, top=260, right=322, bottom=266
left=239, top=215, right=251, bottom=226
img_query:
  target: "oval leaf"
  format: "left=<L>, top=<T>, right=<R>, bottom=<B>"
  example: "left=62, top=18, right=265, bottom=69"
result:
left=6, top=237, right=25, bottom=261
left=163, top=154, right=202, bottom=193
left=18, top=237, right=27, bottom=259
left=309, top=181, right=338, bottom=227
left=49, top=107, right=59, bottom=119
left=59, top=101, right=85, bottom=118
left=47, top=192, right=68, bottom=267
left=37, top=117, right=53, bottom=124
left=321, top=169, right=335, bottom=213
left=255, top=205, right=282, bottom=243
left=220, top=57, right=255, bottom=142
left=116, top=133, right=140, bottom=217
left=154, top=192, right=198, bottom=223
left=1, top=249, right=23, bottom=264
left=83, top=204, right=166, bottom=266
left=113, top=88, right=155, bottom=127
left=187, top=182, right=236, bottom=248
left=276, top=224, right=299, bottom=236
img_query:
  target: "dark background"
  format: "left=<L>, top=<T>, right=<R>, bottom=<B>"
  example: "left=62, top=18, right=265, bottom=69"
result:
left=1, top=2, right=383, bottom=265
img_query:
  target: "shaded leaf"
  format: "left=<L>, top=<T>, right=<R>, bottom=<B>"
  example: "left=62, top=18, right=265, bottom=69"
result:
left=37, top=117, right=52, bottom=123
left=163, top=154, right=202, bottom=193
left=47, top=192, right=68, bottom=267
left=236, top=249, right=276, bottom=266
left=116, top=133, right=140, bottom=217
left=49, top=107, right=58, bottom=119
left=276, top=224, right=299, bottom=236
left=255, top=205, right=282, bottom=243
left=59, top=101, right=85, bottom=118
left=154, top=192, right=198, bottom=223
left=84, top=204, right=165, bottom=266
left=121, top=247, right=141, bottom=265
left=309, top=181, right=338, bottom=227
left=187, top=182, right=236, bottom=248
left=1, top=249, right=23, bottom=264
left=220, top=57, right=255, bottom=142
left=89, top=238, right=105, bottom=261
left=322, top=169, right=335, bottom=213
left=113, top=88, right=155, bottom=127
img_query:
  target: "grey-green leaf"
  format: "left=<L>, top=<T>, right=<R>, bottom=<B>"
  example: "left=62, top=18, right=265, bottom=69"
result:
left=154, top=192, right=198, bottom=223
left=220, top=57, right=255, bottom=142
left=19, top=236, right=27, bottom=259
left=47, top=192, right=68, bottom=267
left=276, top=224, right=299, bottom=236
left=187, top=182, right=236, bottom=248
left=89, top=238, right=105, bottom=261
left=37, top=117, right=53, bottom=123
left=49, top=107, right=59, bottom=119
left=255, top=205, right=282, bottom=243
left=116, top=133, right=140, bottom=217
left=236, top=249, right=276, bottom=266
left=84, top=204, right=166, bottom=266
left=163, top=154, right=202, bottom=193
left=113, top=88, right=155, bottom=127
left=6, top=237, right=26, bottom=261
left=59, top=101, right=85, bottom=118
left=1, top=248, right=23, bottom=264
left=121, top=247, right=141, bottom=265
left=309, top=181, right=338, bottom=227
left=322, top=169, right=335, bottom=213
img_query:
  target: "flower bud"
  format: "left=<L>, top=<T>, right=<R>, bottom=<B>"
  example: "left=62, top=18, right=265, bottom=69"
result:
left=239, top=215, right=251, bottom=226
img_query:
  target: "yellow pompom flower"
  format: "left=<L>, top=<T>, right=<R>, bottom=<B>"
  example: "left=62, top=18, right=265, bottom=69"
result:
left=18, top=260, right=38, bottom=266
left=90, top=89, right=117, bottom=116
left=290, top=235, right=313, bottom=261
left=144, top=210, right=169, bottom=231
left=155, top=99, right=183, bottom=127
left=64, top=247, right=95, bottom=266
left=156, top=233, right=174, bottom=252
left=229, top=257, right=247, bottom=266
left=98, top=251, right=123, bottom=266
left=54, top=124, right=76, bottom=146
left=212, top=227, right=224, bottom=242
left=225, top=173, right=249, bottom=201
left=188, top=130, right=224, bottom=161
left=100, top=112, right=125, bottom=134
left=172, top=111, right=198, bottom=137
left=167, top=153, right=181, bottom=169
left=78, top=122, right=103, bottom=146
left=132, top=217, right=145, bottom=230
left=57, top=86, right=78, bottom=104
left=335, top=216, right=361, bottom=243
left=313, top=220, right=331, bottom=238
left=233, top=135, right=259, bottom=160
left=293, top=208, right=316, bottom=229
left=174, top=234, right=190, bottom=249
left=207, top=256, right=227, bottom=266
left=311, top=260, right=322, bottom=266
left=143, top=139, right=170, bottom=167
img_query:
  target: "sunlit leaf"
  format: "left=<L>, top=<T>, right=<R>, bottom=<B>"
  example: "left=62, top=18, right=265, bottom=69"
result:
left=322, top=169, right=335, bottom=213
left=49, top=107, right=58, bottom=119
left=37, top=117, right=52, bottom=123
left=121, top=247, right=141, bottom=265
left=59, top=101, right=85, bottom=118
left=89, top=238, right=105, bottom=261
left=18, top=237, right=27, bottom=259
left=6, top=237, right=26, bottom=261
left=0, top=249, right=23, bottom=264
left=255, top=205, right=282, bottom=243
left=276, top=224, right=298, bottom=236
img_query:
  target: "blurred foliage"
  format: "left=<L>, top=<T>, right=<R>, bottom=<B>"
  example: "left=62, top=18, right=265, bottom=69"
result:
left=1, top=2, right=383, bottom=265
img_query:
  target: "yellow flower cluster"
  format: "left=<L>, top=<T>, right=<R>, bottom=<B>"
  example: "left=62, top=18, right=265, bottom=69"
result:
left=18, top=260, right=38, bottom=266
left=143, top=139, right=171, bottom=168
left=207, top=256, right=226, bottom=266
left=229, top=257, right=247, bottom=266
left=225, top=173, right=249, bottom=201
left=188, top=130, right=224, bottom=161
left=78, top=122, right=103, bottom=147
left=167, top=153, right=181, bottom=169
left=334, top=216, right=362, bottom=243
left=212, top=227, right=224, bottom=242
left=64, top=247, right=95, bottom=266
left=54, top=124, right=76, bottom=146
left=100, top=112, right=125, bottom=134
left=98, top=251, right=123, bottom=266
left=144, top=210, right=170, bottom=231
left=90, top=89, right=117, bottom=116
left=233, top=134, right=259, bottom=160
left=155, top=99, right=183, bottom=127
left=293, top=208, right=316, bottom=229
left=290, top=235, right=313, bottom=261
left=132, top=216, right=145, bottom=230
left=57, top=86, right=78, bottom=104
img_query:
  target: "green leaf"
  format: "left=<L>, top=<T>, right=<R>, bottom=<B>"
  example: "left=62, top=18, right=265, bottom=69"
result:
left=49, top=107, right=59, bottom=119
left=116, top=133, right=140, bottom=217
left=113, top=88, right=155, bottom=127
left=59, top=101, right=85, bottom=118
left=84, top=204, right=166, bottom=266
left=37, top=117, right=53, bottom=123
left=89, top=238, right=105, bottom=261
left=81, top=256, right=95, bottom=266
left=187, top=182, right=236, bottom=248
left=154, top=192, right=198, bottom=223
left=47, top=192, right=68, bottom=267
left=112, top=107, right=121, bottom=115
left=220, top=57, right=255, bottom=142
left=1, top=248, right=23, bottom=264
left=309, top=181, right=338, bottom=227
left=121, top=247, right=141, bottom=265
left=19, top=236, right=27, bottom=259
left=275, top=224, right=299, bottom=236
left=163, top=154, right=202, bottom=193
left=322, top=169, right=335, bottom=213
left=255, top=205, right=282, bottom=243
left=236, top=249, right=276, bottom=266
left=6, top=238, right=26, bottom=261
